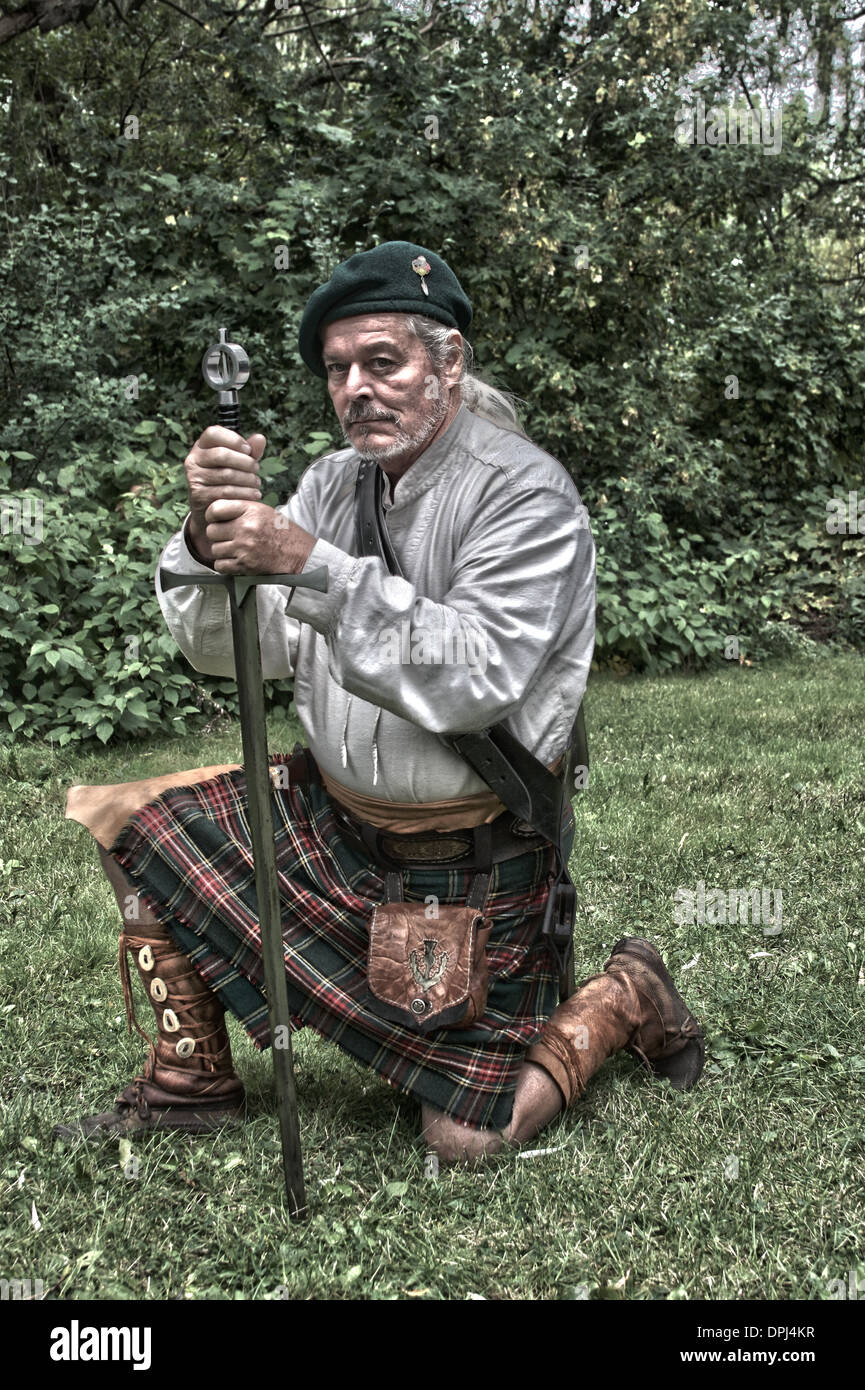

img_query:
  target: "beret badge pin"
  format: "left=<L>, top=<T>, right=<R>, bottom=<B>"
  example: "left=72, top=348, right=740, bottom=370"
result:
left=411, top=254, right=431, bottom=296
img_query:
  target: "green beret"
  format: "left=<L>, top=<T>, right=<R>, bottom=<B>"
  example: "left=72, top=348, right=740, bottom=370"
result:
left=298, top=240, right=473, bottom=378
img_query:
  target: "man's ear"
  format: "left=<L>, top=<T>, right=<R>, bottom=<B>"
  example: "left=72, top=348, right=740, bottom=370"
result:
left=444, top=330, right=464, bottom=387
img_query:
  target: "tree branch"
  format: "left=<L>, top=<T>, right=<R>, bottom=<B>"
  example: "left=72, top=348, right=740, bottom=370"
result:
left=0, top=0, right=101, bottom=46
left=154, top=0, right=207, bottom=27
left=296, top=0, right=346, bottom=94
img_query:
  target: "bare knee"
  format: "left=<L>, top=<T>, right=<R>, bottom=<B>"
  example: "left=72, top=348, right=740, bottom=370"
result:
left=421, top=1104, right=506, bottom=1165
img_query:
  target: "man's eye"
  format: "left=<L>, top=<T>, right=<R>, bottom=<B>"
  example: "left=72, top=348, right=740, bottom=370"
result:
left=372, top=357, right=395, bottom=369
left=326, top=363, right=347, bottom=375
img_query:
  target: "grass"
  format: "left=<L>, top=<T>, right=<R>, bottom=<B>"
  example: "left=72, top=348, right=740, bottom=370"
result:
left=1, top=652, right=863, bottom=1301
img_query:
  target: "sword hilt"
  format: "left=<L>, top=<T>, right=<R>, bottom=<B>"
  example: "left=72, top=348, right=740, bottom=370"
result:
left=191, top=329, right=328, bottom=603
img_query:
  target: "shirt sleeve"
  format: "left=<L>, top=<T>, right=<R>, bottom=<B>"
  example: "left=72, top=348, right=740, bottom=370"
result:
left=155, top=512, right=305, bottom=680
left=284, top=479, right=595, bottom=735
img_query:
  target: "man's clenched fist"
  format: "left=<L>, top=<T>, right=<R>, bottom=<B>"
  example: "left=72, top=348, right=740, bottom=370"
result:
left=182, top=425, right=315, bottom=574
left=203, top=499, right=317, bottom=577
left=185, top=425, right=264, bottom=525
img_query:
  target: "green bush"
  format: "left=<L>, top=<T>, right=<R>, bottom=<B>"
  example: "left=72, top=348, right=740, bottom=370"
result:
left=587, top=473, right=863, bottom=672
left=0, top=0, right=863, bottom=743
left=0, top=428, right=331, bottom=747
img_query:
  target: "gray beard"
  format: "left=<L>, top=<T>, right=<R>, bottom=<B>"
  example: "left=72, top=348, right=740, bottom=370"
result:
left=344, top=396, right=448, bottom=463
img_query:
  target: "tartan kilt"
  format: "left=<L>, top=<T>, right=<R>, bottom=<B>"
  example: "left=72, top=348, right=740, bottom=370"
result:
left=109, top=747, right=564, bottom=1131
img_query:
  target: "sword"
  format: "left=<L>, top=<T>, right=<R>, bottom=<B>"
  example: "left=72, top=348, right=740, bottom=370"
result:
left=160, top=328, right=329, bottom=1220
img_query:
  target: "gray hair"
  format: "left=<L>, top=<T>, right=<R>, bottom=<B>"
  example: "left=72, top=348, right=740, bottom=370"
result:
left=402, top=314, right=528, bottom=438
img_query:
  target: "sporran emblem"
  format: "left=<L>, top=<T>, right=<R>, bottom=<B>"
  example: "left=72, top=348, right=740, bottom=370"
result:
left=409, top=937, right=449, bottom=991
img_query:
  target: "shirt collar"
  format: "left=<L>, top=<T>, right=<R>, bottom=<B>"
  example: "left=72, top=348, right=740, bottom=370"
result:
left=377, top=402, right=473, bottom=510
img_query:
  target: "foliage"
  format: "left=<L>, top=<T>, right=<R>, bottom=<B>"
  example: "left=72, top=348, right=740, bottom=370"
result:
left=0, top=435, right=305, bottom=745
left=0, top=0, right=863, bottom=740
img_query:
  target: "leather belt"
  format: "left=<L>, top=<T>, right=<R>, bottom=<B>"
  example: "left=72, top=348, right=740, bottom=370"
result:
left=287, top=743, right=558, bottom=870
left=328, top=798, right=552, bottom=871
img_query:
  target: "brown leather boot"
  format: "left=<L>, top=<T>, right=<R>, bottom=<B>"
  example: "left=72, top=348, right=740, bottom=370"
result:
left=526, top=935, right=705, bottom=1108
left=54, top=921, right=246, bottom=1138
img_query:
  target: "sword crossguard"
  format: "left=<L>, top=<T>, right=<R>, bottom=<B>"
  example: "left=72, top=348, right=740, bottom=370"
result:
left=159, top=566, right=330, bottom=606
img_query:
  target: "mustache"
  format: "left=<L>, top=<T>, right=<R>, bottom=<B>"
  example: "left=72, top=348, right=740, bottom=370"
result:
left=342, top=405, right=401, bottom=428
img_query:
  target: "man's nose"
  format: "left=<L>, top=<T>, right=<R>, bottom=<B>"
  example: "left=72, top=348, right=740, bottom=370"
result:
left=343, top=363, right=373, bottom=396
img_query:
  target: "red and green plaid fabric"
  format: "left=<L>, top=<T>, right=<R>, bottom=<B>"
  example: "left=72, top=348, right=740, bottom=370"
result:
left=110, top=748, right=562, bottom=1130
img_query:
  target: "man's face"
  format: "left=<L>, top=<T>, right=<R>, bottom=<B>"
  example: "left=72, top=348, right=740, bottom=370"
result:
left=320, top=314, right=460, bottom=470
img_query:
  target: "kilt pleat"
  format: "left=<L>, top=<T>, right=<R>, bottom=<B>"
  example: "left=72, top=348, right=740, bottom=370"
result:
left=109, top=750, right=561, bottom=1130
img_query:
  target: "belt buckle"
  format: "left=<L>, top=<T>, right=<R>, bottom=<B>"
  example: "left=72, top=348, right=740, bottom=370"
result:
left=380, top=834, right=473, bottom=865
left=331, top=801, right=474, bottom=866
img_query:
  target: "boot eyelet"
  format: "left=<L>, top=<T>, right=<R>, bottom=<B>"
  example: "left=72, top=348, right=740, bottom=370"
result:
left=162, top=1008, right=180, bottom=1032
left=150, top=978, right=168, bottom=1002
left=176, top=1037, right=196, bottom=1058
left=138, top=946, right=154, bottom=971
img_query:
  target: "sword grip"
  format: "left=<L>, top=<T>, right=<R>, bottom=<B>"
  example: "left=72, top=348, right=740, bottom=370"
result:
left=219, top=398, right=240, bottom=431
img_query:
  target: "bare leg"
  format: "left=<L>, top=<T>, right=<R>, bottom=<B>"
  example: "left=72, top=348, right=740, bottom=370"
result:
left=502, top=1060, right=565, bottom=1144
left=420, top=1059, right=563, bottom=1163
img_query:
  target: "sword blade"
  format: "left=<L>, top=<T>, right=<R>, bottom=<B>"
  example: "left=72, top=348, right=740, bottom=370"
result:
left=227, top=577, right=307, bottom=1220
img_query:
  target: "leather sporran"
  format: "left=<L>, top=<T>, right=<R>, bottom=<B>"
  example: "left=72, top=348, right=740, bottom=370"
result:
left=366, top=899, right=493, bottom=1034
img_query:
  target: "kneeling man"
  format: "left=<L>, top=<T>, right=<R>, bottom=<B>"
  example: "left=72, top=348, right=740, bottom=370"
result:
left=60, top=241, right=704, bottom=1161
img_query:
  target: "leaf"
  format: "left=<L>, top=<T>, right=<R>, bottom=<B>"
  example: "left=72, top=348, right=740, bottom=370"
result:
left=258, top=457, right=285, bottom=478
left=313, top=122, right=353, bottom=144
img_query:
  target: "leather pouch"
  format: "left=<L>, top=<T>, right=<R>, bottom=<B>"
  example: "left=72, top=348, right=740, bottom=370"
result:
left=366, top=867, right=493, bottom=1033
left=367, top=901, right=492, bottom=1033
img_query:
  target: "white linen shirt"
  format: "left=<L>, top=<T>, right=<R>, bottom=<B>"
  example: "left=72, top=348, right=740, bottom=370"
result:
left=155, top=403, right=596, bottom=804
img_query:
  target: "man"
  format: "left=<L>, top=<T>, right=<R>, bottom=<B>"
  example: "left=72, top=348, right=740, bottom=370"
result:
left=59, top=241, right=704, bottom=1161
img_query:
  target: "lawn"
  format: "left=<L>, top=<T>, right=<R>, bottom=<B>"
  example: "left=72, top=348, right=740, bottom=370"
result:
left=1, top=653, right=863, bottom=1300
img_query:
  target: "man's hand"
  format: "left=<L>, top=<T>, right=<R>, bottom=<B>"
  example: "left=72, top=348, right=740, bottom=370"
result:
left=204, top=499, right=317, bottom=577
left=184, top=426, right=265, bottom=560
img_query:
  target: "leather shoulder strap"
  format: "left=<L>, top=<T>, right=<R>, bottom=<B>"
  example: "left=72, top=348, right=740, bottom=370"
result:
left=355, top=458, right=404, bottom=578
left=353, top=459, right=587, bottom=848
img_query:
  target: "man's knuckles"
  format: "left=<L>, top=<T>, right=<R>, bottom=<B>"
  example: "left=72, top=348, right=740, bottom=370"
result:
left=187, top=451, right=258, bottom=476
left=196, top=426, right=255, bottom=453
left=204, top=500, right=274, bottom=529
left=190, top=478, right=262, bottom=499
